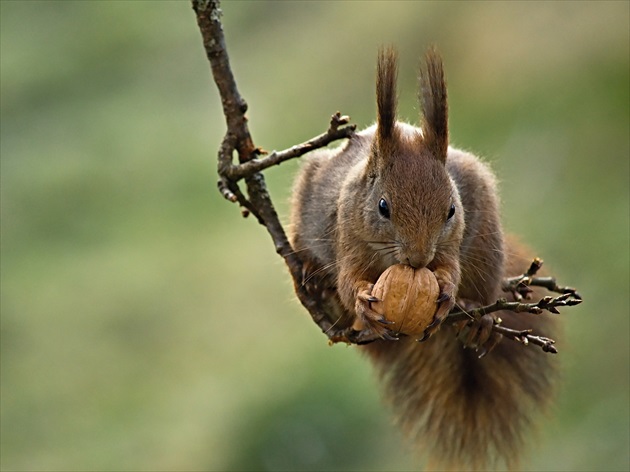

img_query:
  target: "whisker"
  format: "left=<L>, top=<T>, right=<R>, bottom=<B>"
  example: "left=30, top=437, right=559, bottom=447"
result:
left=301, top=254, right=352, bottom=286
left=324, top=311, right=347, bottom=335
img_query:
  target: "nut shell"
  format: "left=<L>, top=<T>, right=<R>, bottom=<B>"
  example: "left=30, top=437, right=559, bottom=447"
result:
left=371, top=265, right=440, bottom=337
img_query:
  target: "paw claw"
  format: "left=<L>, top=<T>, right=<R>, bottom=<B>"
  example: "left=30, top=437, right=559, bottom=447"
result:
left=378, top=316, right=395, bottom=325
left=426, top=316, right=442, bottom=331
left=383, top=331, right=400, bottom=341
left=416, top=274, right=458, bottom=341
left=417, top=315, right=442, bottom=342
left=355, top=288, right=394, bottom=340
left=437, top=292, right=450, bottom=304
left=417, top=329, right=431, bottom=342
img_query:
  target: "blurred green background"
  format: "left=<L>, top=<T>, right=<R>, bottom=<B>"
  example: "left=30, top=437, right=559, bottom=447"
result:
left=1, top=1, right=628, bottom=470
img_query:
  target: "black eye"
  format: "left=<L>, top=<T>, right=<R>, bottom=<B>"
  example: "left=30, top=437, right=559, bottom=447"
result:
left=378, top=198, right=390, bottom=219
left=447, top=203, right=456, bottom=220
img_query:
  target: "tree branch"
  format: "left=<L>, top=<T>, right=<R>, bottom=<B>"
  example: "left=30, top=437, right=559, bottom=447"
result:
left=226, top=113, right=356, bottom=180
left=446, top=260, right=581, bottom=353
left=192, top=0, right=357, bottom=338
left=491, top=324, right=558, bottom=354
left=501, top=257, right=582, bottom=301
left=448, top=292, right=582, bottom=323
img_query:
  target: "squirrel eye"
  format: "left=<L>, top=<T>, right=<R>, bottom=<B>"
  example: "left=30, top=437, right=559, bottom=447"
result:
left=378, top=198, right=391, bottom=219
left=447, top=203, right=456, bottom=220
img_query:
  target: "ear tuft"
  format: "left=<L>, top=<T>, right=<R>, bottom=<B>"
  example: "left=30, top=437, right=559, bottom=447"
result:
left=377, top=46, right=398, bottom=142
left=419, top=47, right=448, bottom=162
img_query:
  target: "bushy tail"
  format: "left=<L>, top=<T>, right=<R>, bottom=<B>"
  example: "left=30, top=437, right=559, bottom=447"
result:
left=362, top=238, right=559, bottom=470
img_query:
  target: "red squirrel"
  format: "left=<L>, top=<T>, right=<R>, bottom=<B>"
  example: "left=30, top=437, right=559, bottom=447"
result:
left=289, top=47, right=558, bottom=470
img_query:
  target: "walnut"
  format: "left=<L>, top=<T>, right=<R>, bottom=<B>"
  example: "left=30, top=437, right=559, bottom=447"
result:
left=371, top=264, right=440, bottom=337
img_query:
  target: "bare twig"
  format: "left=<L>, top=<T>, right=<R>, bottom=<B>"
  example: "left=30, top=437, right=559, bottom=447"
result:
left=502, top=257, right=542, bottom=299
left=502, top=258, right=582, bottom=301
left=226, top=113, right=356, bottom=180
left=447, top=263, right=581, bottom=353
left=448, top=293, right=582, bottom=323
left=445, top=293, right=580, bottom=354
left=529, top=277, right=582, bottom=300
left=492, top=324, right=558, bottom=353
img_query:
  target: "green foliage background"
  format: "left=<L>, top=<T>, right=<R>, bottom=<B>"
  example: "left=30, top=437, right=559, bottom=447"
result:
left=1, top=1, right=628, bottom=470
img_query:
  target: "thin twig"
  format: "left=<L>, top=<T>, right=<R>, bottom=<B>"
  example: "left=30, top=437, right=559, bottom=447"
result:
left=502, top=257, right=542, bottom=300
left=529, top=277, right=582, bottom=300
left=448, top=293, right=582, bottom=323
left=226, top=113, right=356, bottom=180
left=492, top=324, right=558, bottom=353
left=502, top=258, right=582, bottom=301
left=336, top=290, right=580, bottom=349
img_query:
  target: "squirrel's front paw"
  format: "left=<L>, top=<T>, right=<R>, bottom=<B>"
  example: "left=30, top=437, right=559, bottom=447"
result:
left=418, top=280, right=456, bottom=342
left=355, top=287, right=398, bottom=340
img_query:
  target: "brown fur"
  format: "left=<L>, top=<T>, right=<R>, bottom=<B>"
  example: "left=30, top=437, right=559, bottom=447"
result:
left=376, top=46, right=398, bottom=142
left=420, top=47, right=449, bottom=161
left=365, top=238, right=557, bottom=470
left=288, top=48, right=558, bottom=470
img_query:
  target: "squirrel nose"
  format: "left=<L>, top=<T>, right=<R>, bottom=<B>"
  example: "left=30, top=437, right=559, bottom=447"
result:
left=406, top=255, right=430, bottom=269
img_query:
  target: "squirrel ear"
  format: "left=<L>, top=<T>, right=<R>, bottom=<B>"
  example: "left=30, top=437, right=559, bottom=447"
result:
left=376, top=46, right=398, bottom=143
left=419, top=47, right=448, bottom=162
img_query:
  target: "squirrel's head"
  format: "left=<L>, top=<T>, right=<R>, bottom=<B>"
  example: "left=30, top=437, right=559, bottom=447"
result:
left=366, top=47, right=464, bottom=269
